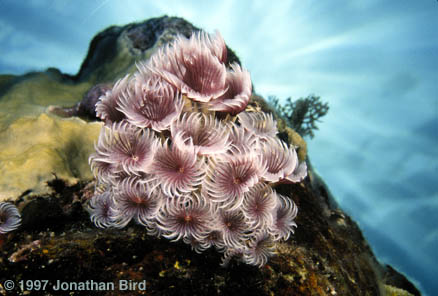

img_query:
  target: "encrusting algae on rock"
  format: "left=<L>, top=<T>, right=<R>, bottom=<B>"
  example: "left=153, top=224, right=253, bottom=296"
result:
left=0, top=113, right=102, bottom=201
left=0, top=67, right=99, bottom=201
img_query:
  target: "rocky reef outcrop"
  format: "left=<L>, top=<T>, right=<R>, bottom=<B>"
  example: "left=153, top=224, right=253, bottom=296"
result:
left=0, top=16, right=420, bottom=296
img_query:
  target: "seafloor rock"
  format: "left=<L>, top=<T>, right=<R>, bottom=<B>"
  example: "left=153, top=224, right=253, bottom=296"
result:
left=0, top=16, right=420, bottom=296
left=72, top=15, right=240, bottom=84
left=0, top=167, right=420, bottom=296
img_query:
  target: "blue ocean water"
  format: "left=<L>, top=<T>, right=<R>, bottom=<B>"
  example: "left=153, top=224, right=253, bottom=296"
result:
left=0, top=0, right=437, bottom=294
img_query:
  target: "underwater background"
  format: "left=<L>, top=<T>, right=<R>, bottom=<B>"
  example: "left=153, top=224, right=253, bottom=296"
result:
left=0, top=0, right=436, bottom=295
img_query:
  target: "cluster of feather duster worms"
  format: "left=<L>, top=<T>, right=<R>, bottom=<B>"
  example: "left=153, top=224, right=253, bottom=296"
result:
left=88, top=30, right=307, bottom=267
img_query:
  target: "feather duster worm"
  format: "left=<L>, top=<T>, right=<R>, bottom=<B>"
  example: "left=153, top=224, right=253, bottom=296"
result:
left=118, top=74, right=184, bottom=132
left=95, top=74, right=130, bottom=125
left=0, top=202, right=21, bottom=234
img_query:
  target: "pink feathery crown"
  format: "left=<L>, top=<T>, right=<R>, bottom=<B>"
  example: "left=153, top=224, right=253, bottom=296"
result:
left=88, top=30, right=307, bottom=267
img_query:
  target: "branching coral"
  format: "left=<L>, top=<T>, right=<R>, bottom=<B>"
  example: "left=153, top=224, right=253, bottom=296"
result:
left=268, top=95, right=329, bottom=138
left=89, top=30, right=308, bottom=267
